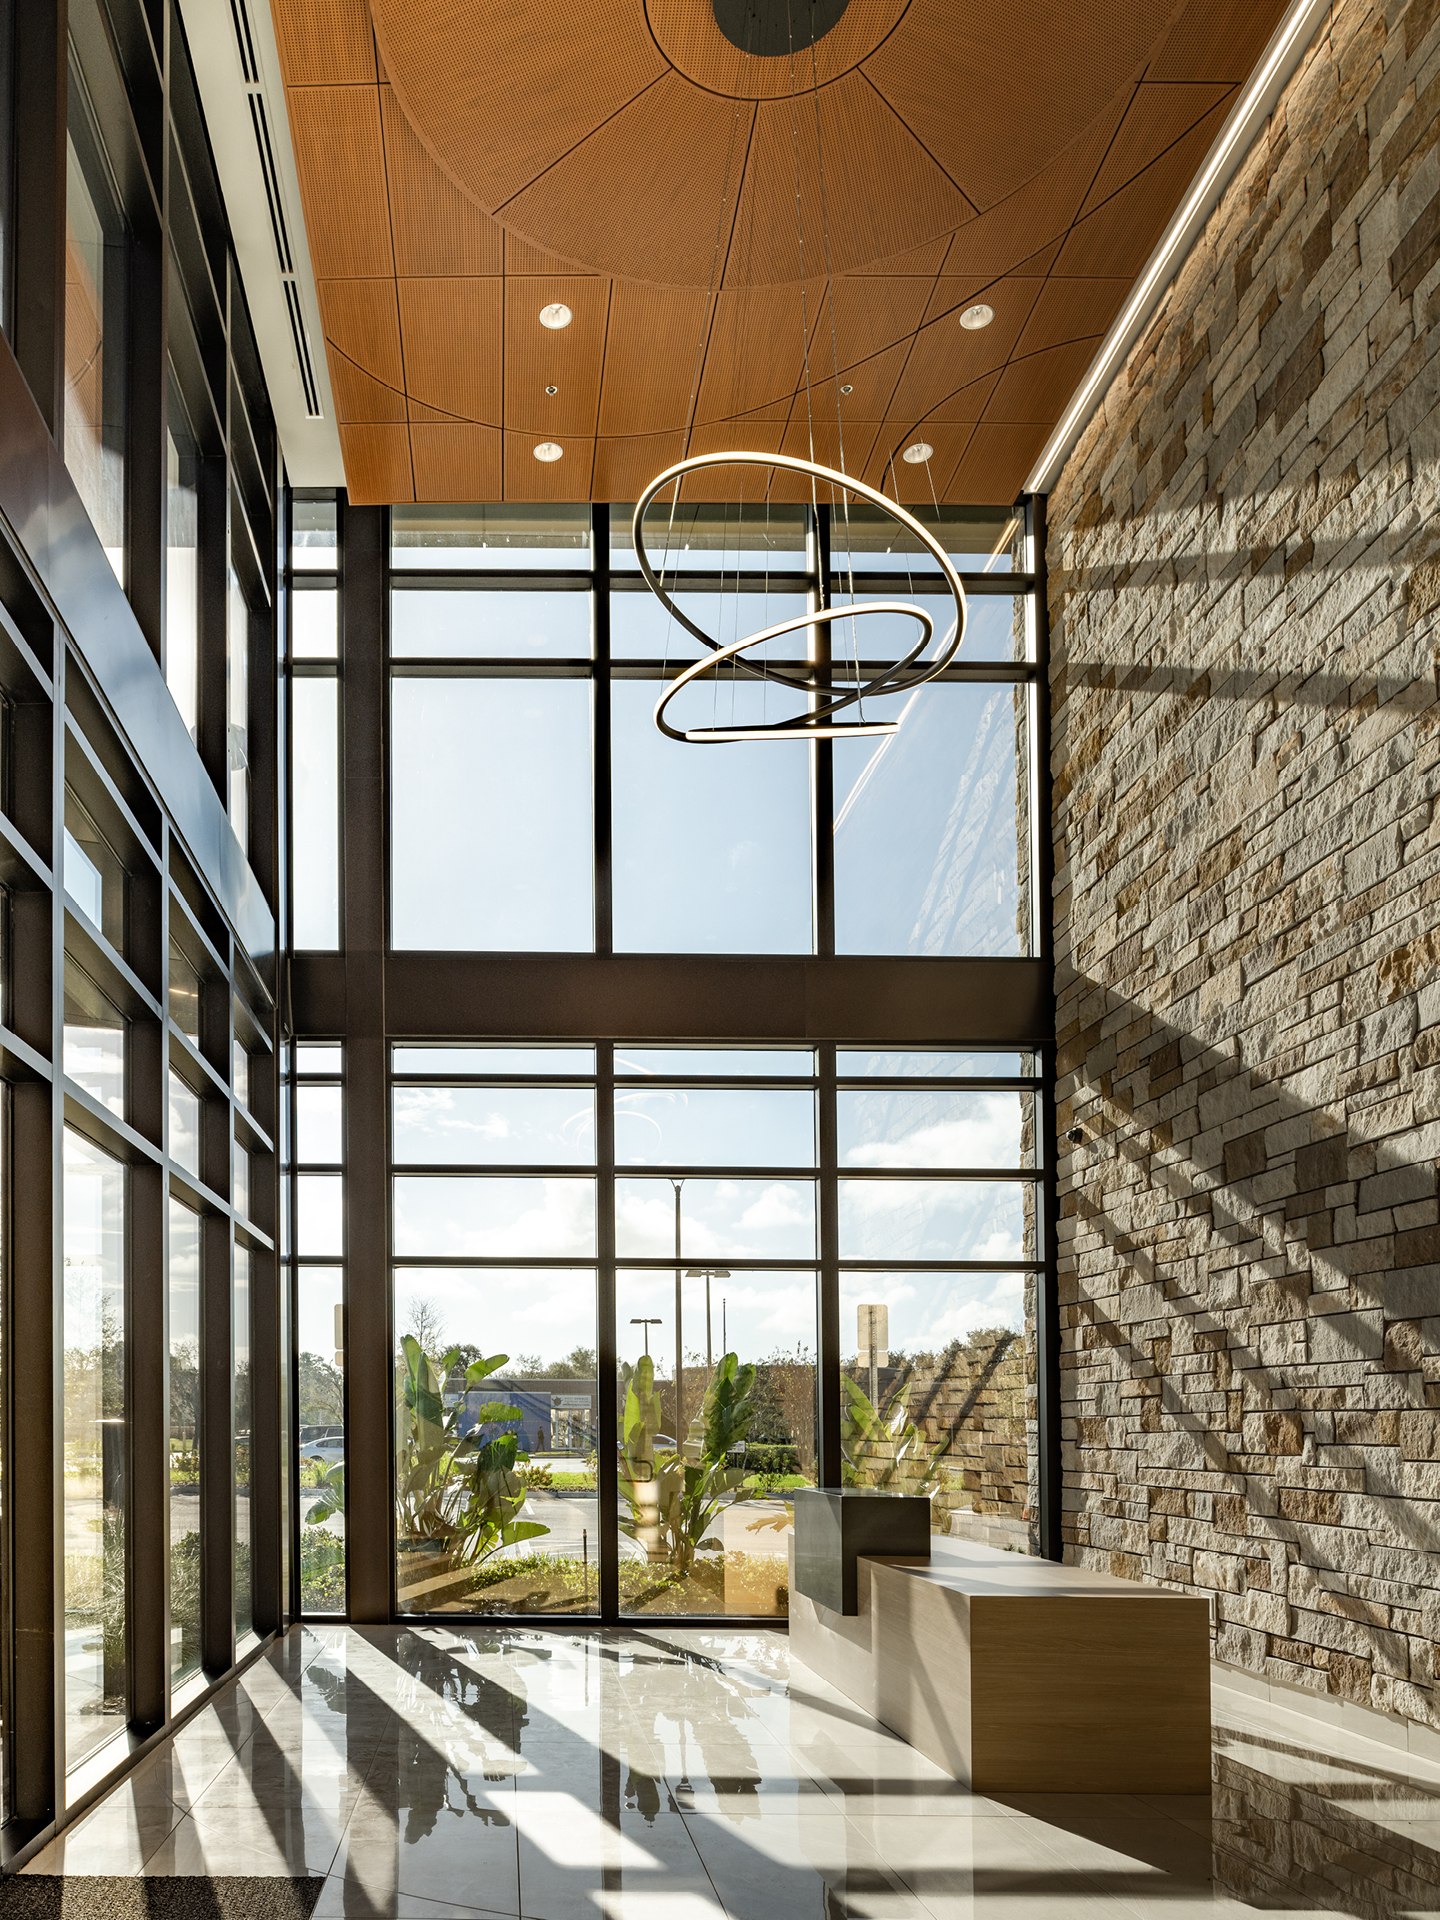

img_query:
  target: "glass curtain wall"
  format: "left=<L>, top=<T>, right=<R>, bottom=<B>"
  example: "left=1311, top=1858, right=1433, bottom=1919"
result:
left=289, top=497, right=339, bottom=951
left=295, top=1044, right=346, bottom=1613
left=168, top=1200, right=202, bottom=1682
left=64, top=55, right=126, bottom=585
left=373, top=501, right=1031, bottom=960
left=62, top=1128, right=126, bottom=1766
left=389, top=1045, right=1040, bottom=1620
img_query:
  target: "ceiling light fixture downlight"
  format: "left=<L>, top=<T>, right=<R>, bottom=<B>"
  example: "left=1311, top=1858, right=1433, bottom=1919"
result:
left=902, top=441, right=933, bottom=463
left=533, top=442, right=564, bottom=462
left=539, top=303, right=572, bottom=329
left=960, top=304, right=994, bottom=330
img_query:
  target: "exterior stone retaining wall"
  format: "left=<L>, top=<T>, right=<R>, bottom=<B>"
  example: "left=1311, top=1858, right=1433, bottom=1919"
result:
left=1047, top=0, right=1440, bottom=1719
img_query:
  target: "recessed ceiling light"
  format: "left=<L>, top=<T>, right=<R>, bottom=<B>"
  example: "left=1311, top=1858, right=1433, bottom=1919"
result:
left=902, top=441, right=933, bottom=464
left=839, top=384, right=853, bottom=395
left=539, top=303, right=572, bottom=329
left=533, top=442, right=564, bottom=462
left=545, top=385, right=558, bottom=395
left=960, top=303, right=994, bottom=330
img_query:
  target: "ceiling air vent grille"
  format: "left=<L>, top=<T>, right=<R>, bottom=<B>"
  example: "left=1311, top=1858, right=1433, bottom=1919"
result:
left=229, top=0, right=323, bottom=419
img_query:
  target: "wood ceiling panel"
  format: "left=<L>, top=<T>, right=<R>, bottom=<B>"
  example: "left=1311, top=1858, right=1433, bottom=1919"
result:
left=888, top=280, right=1044, bottom=424
left=694, top=282, right=831, bottom=425
left=505, top=277, right=611, bottom=436
left=339, top=424, right=414, bottom=503
left=592, top=432, right=687, bottom=503
left=317, top=278, right=405, bottom=389
left=945, top=422, right=1050, bottom=505
left=504, top=232, right=600, bottom=277
left=1080, top=82, right=1236, bottom=216
left=398, top=278, right=504, bottom=423
left=410, top=424, right=503, bottom=501
left=370, top=0, right=668, bottom=210
left=286, top=88, right=394, bottom=280
left=380, top=86, right=504, bottom=276
left=858, top=422, right=977, bottom=501
left=777, top=412, right=883, bottom=481
left=985, top=339, right=1107, bottom=423
left=724, top=75, right=973, bottom=291
left=1149, top=0, right=1290, bottom=81
left=325, top=348, right=407, bottom=424
left=598, top=283, right=711, bottom=437
left=1053, top=100, right=1231, bottom=277
left=277, top=0, right=1292, bottom=504
left=503, top=433, right=591, bottom=501
left=859, top=0, right=1186, bottom=209
left=1013, top=278, right=1131, bottom=359
left=938, top=94, right=1133, bottom=282
left=271, top=0, right=376, bottom=88
left=497, top=78, right=754, bottom=288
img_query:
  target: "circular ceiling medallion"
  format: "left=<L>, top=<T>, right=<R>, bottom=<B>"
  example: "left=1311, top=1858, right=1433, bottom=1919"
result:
left=645, top=0, right=909, bottom=101
left=534, top=442, right=565, bottom=462
left=711, top=0, right=851, bottom=58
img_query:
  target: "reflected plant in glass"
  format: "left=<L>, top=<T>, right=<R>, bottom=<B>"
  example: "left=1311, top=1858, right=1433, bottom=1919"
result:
left=394, top=1336, right=549, bottom=1605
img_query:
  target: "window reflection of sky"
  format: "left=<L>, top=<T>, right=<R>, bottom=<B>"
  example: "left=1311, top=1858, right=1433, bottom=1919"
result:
left=838, top=1179, right=1028, bottom=1263
left=614, top=1087, right=814, bottom=1166
left=834, top=681, right=1024, bottom=957
left=394, top=1176, right=597, bottom=1257
left=615, top=1177, right=815, bottom=1259
left=391, top=679, right=593, bottom=951
left=612, top=680, right=811, bottom=954
left=841, top=1269, right=1027, bottom=1348
left=391, top=590, right=591, bottom=658
left=838, top=1088, right=1031, bottom=1167
left=394, top=1087, right=596, bottom=1165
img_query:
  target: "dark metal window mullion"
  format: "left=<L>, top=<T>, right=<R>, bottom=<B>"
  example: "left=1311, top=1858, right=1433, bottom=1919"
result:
left=817, top=1043, right=841, bottom=1488
left=596, top=1042, right=617, bottom=1621
left=592, top=505, right=612, bottom=957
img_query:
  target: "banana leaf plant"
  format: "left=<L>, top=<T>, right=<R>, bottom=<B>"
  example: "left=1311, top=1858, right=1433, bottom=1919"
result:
left=619, top=1352, right=760, bottom=1575
left=840, top=1372, right=944, bottom=1500
left=394, top=1336, right=550, bottom=1569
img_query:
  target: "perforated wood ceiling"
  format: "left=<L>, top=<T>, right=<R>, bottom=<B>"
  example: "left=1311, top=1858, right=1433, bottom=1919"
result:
left=269, top=0, right=1289, bottom=505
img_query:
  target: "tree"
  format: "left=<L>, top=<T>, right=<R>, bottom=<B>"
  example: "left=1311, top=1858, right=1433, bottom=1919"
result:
left=299, top=1351, right=344, bottom=1427
left=549, top=1344, right=596, bottom=1378
left=403, top=1296, right=448, bottom=1361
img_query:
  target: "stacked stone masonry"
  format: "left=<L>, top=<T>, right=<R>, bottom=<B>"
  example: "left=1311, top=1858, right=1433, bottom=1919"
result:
left=1048, top=0, right=1440, bottom=1721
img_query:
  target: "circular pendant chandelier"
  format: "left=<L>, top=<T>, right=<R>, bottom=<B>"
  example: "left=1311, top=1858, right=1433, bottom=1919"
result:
left=634, top=451, right=968, bottom=744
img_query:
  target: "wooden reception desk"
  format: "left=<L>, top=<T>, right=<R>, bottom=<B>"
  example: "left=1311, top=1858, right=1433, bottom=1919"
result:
left=789, top=1535, right=1211, bottom=1793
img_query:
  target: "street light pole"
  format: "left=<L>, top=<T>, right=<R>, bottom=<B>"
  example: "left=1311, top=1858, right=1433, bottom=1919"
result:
left=671, top=1178, right=685, bottom=1446
left=685, top=1268, right=730, bottom=1375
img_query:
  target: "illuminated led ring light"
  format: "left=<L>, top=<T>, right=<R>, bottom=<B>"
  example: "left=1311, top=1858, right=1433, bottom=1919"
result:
left=633, top=450, right=967, bottom=743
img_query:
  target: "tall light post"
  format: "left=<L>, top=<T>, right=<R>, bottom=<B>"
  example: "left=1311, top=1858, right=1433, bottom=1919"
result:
left=685, top=1268, right=730, bottom=1371
left=630, top=1317, right=662, bottom=1359
left=670, top=1178, right=685, bottom=1443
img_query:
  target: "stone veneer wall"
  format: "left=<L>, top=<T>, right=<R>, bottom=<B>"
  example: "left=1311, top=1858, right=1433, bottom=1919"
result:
left=1047, top=0, right=1440, bottom=1720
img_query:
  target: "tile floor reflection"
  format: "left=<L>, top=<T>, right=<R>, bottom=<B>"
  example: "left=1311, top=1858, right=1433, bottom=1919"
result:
left=23, top=1623, right=1440, bottom=1916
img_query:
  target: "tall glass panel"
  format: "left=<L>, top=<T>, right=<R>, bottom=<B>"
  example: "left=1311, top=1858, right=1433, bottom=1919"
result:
left=292, top=677, right=340, bottom=949
left=611, top=679, right=811, bottom=953
left=292, top=496, right=337, bottom=570
left=64, top=72, right=126, bottom=582
left=393, top=1267, right=598, bottom=1616
left=233, top=1245, right=253, bottom=1640
left=228, top=559, right=250, bottom=852
left=168, top=1200, right=202, bottom=1681
left=834, top=682, right=1028, bottom=956
left=64, top=959, right=125, bottom=1117
left=391, top=589, right=590, bottom=659
left=62, top=1128, right=126, bottom=1767
left=166, top=377, right=200, bottom=738
left=390, top=678, right=593, bottom=950
left=391, top=503, right=590, bottom=570
left=616, top=1269, right=815, bottom=1618
left=298, top=1265, right=345, bottom=1613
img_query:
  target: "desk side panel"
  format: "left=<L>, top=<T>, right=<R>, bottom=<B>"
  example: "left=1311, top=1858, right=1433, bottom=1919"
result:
left=872, top=1561, right=975, bottom=1783
left=971, top=1595, right=1211, bottom=1792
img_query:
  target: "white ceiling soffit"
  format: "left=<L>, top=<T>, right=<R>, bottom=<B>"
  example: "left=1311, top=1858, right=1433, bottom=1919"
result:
left=1024, top=0, right=1333, bottom=498
left=177, top=0, right=344, bottom=485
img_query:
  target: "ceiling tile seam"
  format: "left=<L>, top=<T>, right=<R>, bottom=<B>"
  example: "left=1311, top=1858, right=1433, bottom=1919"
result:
left=850, top=66, right=979, bottom=220
left=1076, top=87, right=1240, bottom=222
left=325, top=333, right=500, bottom=426
left=489, top=71, right=670, bottom=222
left=712, top=99, right=759, bottom=294
left=689, top=101, right=759, bottom=466
left=922, top=279, right=1047, bottom=469
left=934, top=421, right=979, bottom=502
left=369, top=27, right=416, bottom=499
left=589, top=280, right=616, bottom=498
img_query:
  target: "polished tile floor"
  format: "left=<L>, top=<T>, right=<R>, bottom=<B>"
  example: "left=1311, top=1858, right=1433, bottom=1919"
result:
left=24, top=1623, right=1440, bottom=1916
